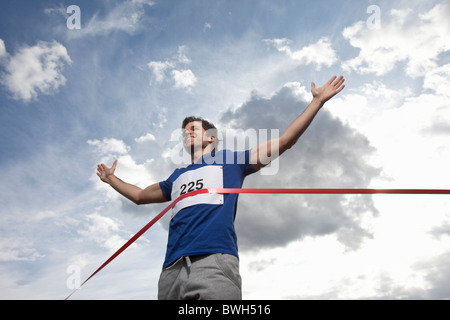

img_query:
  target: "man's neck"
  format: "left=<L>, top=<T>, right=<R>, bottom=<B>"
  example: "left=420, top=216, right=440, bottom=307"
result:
left=190, top=146, right=214, bottom=163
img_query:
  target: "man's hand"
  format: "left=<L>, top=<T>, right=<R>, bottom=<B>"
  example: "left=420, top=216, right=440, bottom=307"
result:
left=311, top=75, right=345, bottom=105
left=97, top=160, right=117, bottom=184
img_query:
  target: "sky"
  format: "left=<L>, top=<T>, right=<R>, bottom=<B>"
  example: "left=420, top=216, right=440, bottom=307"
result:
left=0, top=0, right=449, bottom=300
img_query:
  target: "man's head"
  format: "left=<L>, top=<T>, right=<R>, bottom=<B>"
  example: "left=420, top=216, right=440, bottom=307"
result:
left=181, top=116, right=218, bottom=154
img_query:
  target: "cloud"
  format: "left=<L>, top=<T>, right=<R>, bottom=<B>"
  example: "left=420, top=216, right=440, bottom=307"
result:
left=0, top=39, right=7, bottom=59
left=0, top=238, right=44, bottom=262
left=203, top=22, right=212, bottom=32
left=0, top=40, right=71, bottom=102
left=423, top=63, right=450, bottom=98
left=87, top=138, right=154, bottom=189
left=171, top=69, right=197, bottom=91
left=342, top=3, right=450, bottom=77
left=135, top=133, right=156, bottom=143
left=87, top=138, right=130, bottom=157
left=219, top=82, right=380, bottom=252
left=265, top=37, right=338, bottom=70
left=148, top=46, right=197, bottom=91
left=410, top=251, right=450, bottom=299
left=147, top=61, right=174, bottom=83
left=43, top=4, right=67, bottom=18
left=87, top=137, right=174, bottom=219
left=430, top=221, right=450, bottom=240
left=77, top=213, right=129, bottom=253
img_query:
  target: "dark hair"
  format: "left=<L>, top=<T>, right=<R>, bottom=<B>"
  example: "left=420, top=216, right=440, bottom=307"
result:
left=182, top=116, right=216, bottom=132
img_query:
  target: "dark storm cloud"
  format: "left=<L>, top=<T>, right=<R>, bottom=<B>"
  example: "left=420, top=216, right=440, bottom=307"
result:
left=219, top=84, right=381, bottom=252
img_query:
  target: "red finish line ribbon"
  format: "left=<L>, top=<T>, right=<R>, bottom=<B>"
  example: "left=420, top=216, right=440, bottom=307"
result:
left=65, top=187, right=450, bottom=299
left=209, top=188, right=450, bottom=195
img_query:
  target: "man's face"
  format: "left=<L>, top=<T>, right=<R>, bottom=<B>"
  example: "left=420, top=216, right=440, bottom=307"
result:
left=182, top=121, right=207, bottom=152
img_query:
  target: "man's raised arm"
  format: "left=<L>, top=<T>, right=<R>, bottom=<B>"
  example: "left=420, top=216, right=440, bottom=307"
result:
left=251, top=75, right=345, bottom=171
left=97, top=160, right=167, bottom=205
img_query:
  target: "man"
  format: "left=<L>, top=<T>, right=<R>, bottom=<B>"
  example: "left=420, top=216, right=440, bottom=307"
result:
left=96, top=75, right=345, bottom=299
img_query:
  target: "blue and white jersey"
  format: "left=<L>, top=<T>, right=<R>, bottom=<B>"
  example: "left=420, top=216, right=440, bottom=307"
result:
left=159, top=149, right=255, bottom=268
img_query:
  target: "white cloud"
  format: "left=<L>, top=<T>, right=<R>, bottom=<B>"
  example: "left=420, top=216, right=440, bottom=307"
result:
left=342, top=3, right=450, bottom=77
left=0, top=238, right=44, bottom=262
left=175, top=45, right=192, bottom=65
left=135, top=133, right=156, bottom=143
left=43, top=4, right=67, bottom=18
left=148, top=46, right=197, bottom=91
left=87, top=137, right=160, bottom=202
left=0, top=39, right=7, bottom=59
left=423, top=63, right=450, bottom=98
left=32, top=210, right=59, bottom=222
left=265, top=37, right=338, bottom=70
left=171, top=69, right=197, bottom=91
left=0, top=40, right=71, bottom=102
left=203, top=22, right=212, bottom=32
left=131, top=0, right=155, bottom=5
left=78, top=213, right=129, bottom=253
left=329, top=80, right=450, bottom=242
left=281, top=81, right=310, bottom=101
left=147, top=61, right=174, bottom=83
left=87, top=138, right=130, bottom=156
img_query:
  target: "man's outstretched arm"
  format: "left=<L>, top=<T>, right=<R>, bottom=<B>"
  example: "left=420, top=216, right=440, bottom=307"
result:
left=251, top=75, right=345, bottom=171
left=97, top=160, right=167, bottom=205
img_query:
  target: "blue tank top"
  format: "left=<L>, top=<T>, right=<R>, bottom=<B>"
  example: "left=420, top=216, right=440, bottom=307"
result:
left=159, top=150, right=255, bottom=268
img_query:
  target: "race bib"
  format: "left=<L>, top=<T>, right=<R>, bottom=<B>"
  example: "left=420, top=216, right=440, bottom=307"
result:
left=171, top=166, right=224, bottom=218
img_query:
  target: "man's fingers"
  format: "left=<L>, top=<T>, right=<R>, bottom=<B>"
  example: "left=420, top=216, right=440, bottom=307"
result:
left=328, top=75, right=344, bottom=85
left=332, top=76, right=344, bottom=86
left=97, top=164, right=108, bottom=176
left=336, top=84, right=345, bottom=94
left=327, top=75, right=337, bottom=85
left=333, top=76, right=345, bottom=92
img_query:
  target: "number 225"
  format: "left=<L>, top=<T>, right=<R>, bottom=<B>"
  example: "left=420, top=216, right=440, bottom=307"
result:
left=180, top=179, right=204, bottom=195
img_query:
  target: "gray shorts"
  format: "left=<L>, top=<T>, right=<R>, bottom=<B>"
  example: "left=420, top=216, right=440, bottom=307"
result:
left=157, top=253, right=242, bottom=300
